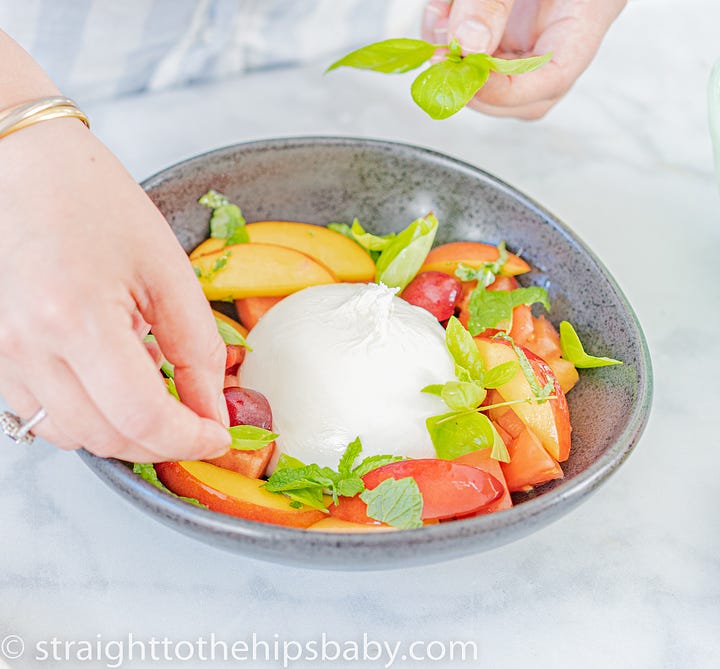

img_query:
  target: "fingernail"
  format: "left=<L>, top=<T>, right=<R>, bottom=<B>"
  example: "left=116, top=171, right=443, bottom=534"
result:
left=203, top=422, right=231, bottom=459
left=454, top=19, right=492, bottom=54
left=218, top=393, right=230, bottom=428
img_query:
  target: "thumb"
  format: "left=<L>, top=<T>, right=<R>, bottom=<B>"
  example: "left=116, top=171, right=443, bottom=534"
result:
left=448, top=0, right=515, bottom=55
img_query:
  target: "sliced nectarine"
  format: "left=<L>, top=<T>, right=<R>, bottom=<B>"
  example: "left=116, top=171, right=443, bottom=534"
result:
left=501, top=422, right=564, bottom=492
left=190, top=222, right=376, bottom=282
left=235, top=296, right=284, bottom=331
left=453, top=449, right=513, bottom=513
left=191, top=242, right=336, bottom=301
left=474, top=337, right=571, bottom=462
left=245, top=222, right=376, bottom=282
left=155, top=461, right=326, bottom=528
left=421, top=242, right=530, bottom=277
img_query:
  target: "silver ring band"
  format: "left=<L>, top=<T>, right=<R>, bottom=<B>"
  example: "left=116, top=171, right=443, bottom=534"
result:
left=0, top=408, right=47, bottom=445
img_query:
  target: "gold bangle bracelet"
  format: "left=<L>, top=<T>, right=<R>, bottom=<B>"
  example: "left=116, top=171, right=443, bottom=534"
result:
left=0, top=96, right=90, bottom=140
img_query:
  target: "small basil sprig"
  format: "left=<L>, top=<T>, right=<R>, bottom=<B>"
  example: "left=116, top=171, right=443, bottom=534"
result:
left=327, top=219, right=395, bottom=261
left=423, top=317, right=516, bottom=462
left=454, top=241, right=509, bottom=286
left=327, top=37, right=551, bottom=119
left=559, top=321, right=623, bottom=368
left=198, top=190, right=248, bottom=245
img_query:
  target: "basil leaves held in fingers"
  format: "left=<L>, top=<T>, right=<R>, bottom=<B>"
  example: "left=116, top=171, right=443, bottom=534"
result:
left=326, top=38, right=436, bottom=74
left=411, top=48, right=490, bottom=120
left=228, top=425, right=278, bottom=451
left=327, top=36, right=551, bottom=119
left=559, top=321, right=623, bottom=368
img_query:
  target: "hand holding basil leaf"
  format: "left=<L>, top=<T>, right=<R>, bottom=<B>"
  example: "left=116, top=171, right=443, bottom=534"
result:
left=327, top=37, right=551, bottom=119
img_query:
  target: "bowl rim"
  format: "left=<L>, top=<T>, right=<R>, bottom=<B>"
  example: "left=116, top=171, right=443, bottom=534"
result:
left=80, top=135, right=654, bottom=553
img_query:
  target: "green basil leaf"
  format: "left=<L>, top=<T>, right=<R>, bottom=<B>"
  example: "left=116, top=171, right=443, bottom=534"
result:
left=360, top=477, right=424, bottom=529
left=285, top=487, right=329, bottom=512
left=440, top=381, right=486, bottom=411
left=337, top=436, right=363, bottom=477
left=411, top=58, right=490, bottom=120
left=228, top=425, right=278, bottom=451
left=132, top=463, right=206, bottom=508
left=335, top=477, right=365, bottom=498
left=352, top=454, right=405, bottom=478
left=350, top=219, right=395, bottom=251
left=559, top=321, right=622, bottom=368
left=214, top=316, right=252, bottom=349
left=486, top=52, right=553, bottom=75
left=326, top=38, right=436, bottom=74
left=467, top=285, right=550, bottom=335
left=375, top=213, right=438, bottom=290
left=426, top=410, right=496, bottom=459
left=198, top=190, right=248, bottom=244
left=482, top=361, right=519, bottom=389
left=445, top=316, right=485, bottom=380
left=421, top=384, right=444, bottom=397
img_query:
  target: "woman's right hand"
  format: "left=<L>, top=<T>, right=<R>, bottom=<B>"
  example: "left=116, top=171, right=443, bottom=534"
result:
left=0, top=117, right=231, bottom=462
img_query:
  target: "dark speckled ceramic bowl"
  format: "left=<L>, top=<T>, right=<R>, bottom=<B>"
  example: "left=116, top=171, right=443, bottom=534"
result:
left=79, top=137, right=652, bottom=570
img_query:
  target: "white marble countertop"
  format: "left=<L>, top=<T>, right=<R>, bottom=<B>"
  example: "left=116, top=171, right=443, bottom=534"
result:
left=2, top=1, right=719, bottom=667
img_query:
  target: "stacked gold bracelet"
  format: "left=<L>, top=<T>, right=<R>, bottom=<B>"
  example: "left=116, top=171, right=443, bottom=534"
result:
left=0, top=96, right=90, bottom=140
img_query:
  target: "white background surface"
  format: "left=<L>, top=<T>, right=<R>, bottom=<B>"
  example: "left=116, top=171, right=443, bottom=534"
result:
left=1, top=1, right=719, bottom=667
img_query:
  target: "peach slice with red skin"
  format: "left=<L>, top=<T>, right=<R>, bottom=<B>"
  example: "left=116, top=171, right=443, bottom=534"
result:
left=155, top=461, right=325, bottom=528
left=420, top=241, right=530, bottom=277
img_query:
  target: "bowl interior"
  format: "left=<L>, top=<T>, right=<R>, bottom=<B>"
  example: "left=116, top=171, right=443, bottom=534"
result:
left=80, top=138, right=652, bottom=569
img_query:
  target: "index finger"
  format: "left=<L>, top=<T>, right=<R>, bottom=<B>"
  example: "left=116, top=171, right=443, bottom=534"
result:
left=63, top=311, right=230, bottom=461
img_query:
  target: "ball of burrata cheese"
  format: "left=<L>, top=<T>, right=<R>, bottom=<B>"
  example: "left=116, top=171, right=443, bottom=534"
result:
left=240, top=283, right=455, bottom=472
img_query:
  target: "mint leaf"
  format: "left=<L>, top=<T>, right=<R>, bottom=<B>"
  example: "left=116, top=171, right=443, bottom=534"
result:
left=440, top=381, right=486, bottom=411
left=411, top=57, right=489, bottom=120
left=338, top=436, right=363, bottom=477
left=486, top=52, right=553, bottom=75
left=482, top=360, right=519, bottom=389
left=228, top=425, right=278, bottom=451
left=198, top=190, right=248, bottom=245
left=559, top=321, right=622, bottom=368
left=352, top=454, right=405, bottom=478
left=426, top=410, right=497, bottom=460
left=360, top=477, right=424, bottom=529
left=445, top=316, right=485, bottom=380
left=132, top=463, right=206, bottom=508
left=214, top=316, right=251, bottom=350
left=326, top=38, right=436, bottom=74
left=375, top=213, right=438, bottom=290
left=467, top=285, right=549, bottom=336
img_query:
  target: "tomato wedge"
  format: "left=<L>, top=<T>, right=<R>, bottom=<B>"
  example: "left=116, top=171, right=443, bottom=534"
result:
left=330, top=459, right=504, bottom=524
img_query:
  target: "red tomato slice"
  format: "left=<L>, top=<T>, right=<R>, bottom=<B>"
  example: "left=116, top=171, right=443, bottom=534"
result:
left=330, top=459, right=504, bottom=524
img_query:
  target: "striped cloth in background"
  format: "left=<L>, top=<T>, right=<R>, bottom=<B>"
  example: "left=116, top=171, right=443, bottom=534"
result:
left=0, top=0, right=426, bottom=103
